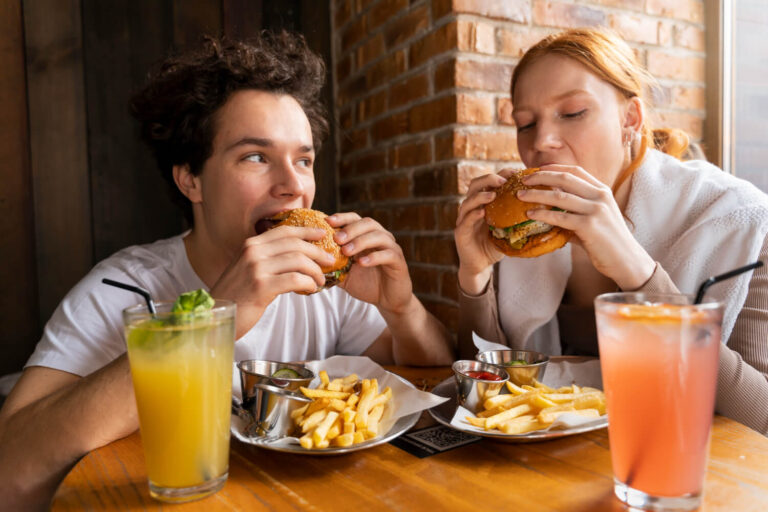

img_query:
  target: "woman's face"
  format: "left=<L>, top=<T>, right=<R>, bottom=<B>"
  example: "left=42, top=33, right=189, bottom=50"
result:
left=512, top=54, right=632, bottom=187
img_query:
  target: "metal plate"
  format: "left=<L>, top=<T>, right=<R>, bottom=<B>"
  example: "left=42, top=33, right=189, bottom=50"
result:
left=428, top=372, right=607, bottom=443
left=231, top=372, right=421, bottom=455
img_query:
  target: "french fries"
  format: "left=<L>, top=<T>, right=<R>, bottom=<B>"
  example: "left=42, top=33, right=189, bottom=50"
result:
left=294, top=371, right=393, bottom=449
left=465, top=379, right=606, bottom=435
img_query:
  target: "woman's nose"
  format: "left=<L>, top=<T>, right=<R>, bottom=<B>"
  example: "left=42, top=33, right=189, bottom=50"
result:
left=532, top=122, right=562, bottom=152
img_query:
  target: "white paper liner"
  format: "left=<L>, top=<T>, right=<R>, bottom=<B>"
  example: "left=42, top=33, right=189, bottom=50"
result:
left=452, top=332, right=606, bottom=434
left=232, top=355, right=448, bottom=447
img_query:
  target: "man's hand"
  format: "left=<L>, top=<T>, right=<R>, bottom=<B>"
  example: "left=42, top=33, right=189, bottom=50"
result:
left=327, top=213, right=412, bottom=314
left=209, top=225, right=337, bottom=337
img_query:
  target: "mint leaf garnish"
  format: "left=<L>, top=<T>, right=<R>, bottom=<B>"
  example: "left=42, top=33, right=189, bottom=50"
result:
left=172, top=289, right=214, bottom=314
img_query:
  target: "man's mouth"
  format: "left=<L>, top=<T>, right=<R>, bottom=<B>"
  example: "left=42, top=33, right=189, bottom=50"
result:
left=254, top=217, right=280, bottom=235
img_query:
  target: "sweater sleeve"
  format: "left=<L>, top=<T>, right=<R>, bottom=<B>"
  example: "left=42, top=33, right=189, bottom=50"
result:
left=715, top=237, right=768, bottom=435
left=457, top=267, right=508, bottom=359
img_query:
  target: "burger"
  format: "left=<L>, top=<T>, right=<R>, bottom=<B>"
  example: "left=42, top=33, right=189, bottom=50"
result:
left=484, top=168, right=572, bottom=258
left=258, top=208, right=351, bottom=293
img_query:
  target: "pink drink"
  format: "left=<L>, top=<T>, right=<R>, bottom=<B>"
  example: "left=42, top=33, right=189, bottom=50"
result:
left=595, top=293, right=722, bottom=510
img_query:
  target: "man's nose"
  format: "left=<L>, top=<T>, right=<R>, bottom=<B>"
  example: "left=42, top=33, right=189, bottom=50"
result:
left=272, top=159, right=306, bottom=197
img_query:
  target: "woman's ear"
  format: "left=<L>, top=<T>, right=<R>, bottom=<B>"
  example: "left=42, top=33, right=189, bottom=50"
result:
left=623, top=96, right=644, bottom=133
left=172, top=164, right=202, bottom=203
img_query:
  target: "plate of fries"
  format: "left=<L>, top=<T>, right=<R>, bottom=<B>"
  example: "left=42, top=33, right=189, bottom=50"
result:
left=231, top=355, right=447, bottom=454
left=429, top=356, right=608, bottom=442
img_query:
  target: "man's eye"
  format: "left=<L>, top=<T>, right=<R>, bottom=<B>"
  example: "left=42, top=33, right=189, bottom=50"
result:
left=245, top=154, right=266, bottom=163
left=297, top=158, right=313, bottom=168
left=562, top=109, right=587, bottom=119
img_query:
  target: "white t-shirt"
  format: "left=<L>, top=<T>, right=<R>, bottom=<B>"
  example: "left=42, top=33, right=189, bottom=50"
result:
left=26, top=233, right=387, bottom=376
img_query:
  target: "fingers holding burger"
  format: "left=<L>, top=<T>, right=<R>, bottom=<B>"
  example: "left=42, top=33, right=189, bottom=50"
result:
left=484, top=168, right=573, bottom=258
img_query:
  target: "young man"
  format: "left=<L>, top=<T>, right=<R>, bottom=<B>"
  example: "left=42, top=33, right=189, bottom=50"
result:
left=0, top=32, right=453, bottom=509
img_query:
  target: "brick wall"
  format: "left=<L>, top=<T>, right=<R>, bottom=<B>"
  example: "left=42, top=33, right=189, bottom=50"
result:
left=330, top=0, right=707, bottom=335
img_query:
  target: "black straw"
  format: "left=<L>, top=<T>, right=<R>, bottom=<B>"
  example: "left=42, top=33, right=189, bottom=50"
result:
left=694, top=261, right=764, bottom=304
left=102, top=278, right=156, bottom=314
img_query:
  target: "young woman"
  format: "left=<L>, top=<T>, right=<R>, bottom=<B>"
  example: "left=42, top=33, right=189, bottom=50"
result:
left=455, top=28, right=768, bottom=435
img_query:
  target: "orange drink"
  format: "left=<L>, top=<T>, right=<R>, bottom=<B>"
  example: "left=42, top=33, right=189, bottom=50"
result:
left=123, top=300, right=236, bottom=503
left=595, top=293, right=722, bottom=511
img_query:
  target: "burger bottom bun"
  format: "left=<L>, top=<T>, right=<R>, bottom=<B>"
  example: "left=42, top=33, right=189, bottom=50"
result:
left=489, top=227, right=573, bottom=258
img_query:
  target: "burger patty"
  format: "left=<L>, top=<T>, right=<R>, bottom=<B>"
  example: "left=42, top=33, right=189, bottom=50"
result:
left=490, top=219, right=553, bottom=249
left=322, top=259, right=352, bottom=288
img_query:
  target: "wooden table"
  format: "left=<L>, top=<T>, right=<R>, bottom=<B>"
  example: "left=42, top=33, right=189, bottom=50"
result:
left=52, top=367, right=768, bottom=511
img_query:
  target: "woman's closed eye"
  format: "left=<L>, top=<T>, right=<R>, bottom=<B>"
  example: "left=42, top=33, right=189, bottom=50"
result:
left=561, top=109, right=587, bottom=119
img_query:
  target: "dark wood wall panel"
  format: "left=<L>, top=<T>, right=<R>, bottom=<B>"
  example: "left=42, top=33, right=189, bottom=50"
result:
left=0, top=0, right=40, bottom=375
left=82, top=0, right=184, bottom=262
left=23, top=0, right=93, bottom=329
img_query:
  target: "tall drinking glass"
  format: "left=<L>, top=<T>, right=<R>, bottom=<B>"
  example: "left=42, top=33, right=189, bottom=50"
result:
left=595, top=293, right=722, bottom=511
left=123, top=300, right=236, bottom=503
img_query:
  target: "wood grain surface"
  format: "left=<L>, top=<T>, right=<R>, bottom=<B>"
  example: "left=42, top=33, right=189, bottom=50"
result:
left=52, top=366, right=768, bottom=511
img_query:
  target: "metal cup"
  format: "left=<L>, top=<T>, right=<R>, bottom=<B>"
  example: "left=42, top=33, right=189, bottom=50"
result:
left=476, top=349, right=549, bottom=386
left=237, top=360, right=315, bottom=392
left=452, top=360, right=509, bottom=413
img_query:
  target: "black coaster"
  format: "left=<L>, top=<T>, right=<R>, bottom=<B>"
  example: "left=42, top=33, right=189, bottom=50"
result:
left=389, top=425, right=482, bottom=458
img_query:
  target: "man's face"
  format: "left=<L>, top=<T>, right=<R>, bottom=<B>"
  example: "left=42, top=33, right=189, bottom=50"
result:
left=512, top=54, right=628, bottom=187
left=192, top=89, right=316, bottom=252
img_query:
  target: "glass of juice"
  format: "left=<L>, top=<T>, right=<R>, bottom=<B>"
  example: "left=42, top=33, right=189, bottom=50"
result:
left=123, top=300, right=236, bottom=503
left=595, top=292, right=722, bottom=511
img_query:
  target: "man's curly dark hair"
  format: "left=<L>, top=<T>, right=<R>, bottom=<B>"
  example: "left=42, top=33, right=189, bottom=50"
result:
left=130, top=30, right=329, bottom=224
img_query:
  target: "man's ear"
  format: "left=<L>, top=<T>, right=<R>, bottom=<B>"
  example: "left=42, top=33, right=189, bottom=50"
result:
left=623, top=96, right=644, bottom=133
left=172, top=164, right=202, bottom=203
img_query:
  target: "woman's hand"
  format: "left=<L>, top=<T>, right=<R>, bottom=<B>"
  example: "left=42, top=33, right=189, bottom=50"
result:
left=519, top=164, right=655, bottom=289
left=209, top=225, right=334, bottom=337
left=328, top=213, right=413, bottom=314
left=455, top=171, right=511, bottom=295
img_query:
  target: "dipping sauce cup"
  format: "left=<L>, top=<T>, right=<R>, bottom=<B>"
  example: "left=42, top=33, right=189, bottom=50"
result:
left=595, top=293, right=722, bottom=511
left=123, top=300, right=236, bottom=503
left=452, top=360, right=509, bottom=413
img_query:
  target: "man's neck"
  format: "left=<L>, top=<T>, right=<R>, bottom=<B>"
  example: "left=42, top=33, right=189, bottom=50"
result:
left=183, top=228, right=233, bottom=289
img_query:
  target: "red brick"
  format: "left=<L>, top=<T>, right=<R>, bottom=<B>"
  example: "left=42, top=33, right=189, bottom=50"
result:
left=390, top=140, right=432, bottom=169
left=434, top=129, right=455, bottom=161
left=422, top=300, right=459, bottom=333
left=590, top=0, right=644, bottom=8
left=533, top=0, right=606, bottom=29
left=441, top=271, right=459, bottom=302
left=368, top=0, right=409, bottom=31
left=396, top=234, right=414, bottom=260
left=384, top=5, right=429, bottom=48
left=366, top=50, right=407, bottom=86
left=373, top=174, right=411, bottom=199
left=647, top=51, right=705, bottom=82
left=674, top=23, right=705, bottom=52
left=336, top=54, right=352, bottom=83
left=413, top=236, right=459, bottom=266
left=409, top=95, right=457, bottom=133
left=647, top=0, right=704, bottom=24
left=341, top=15, right=367, bottom=52
left=335, top=0, right=353, bottom=28
left=658, top=20, right=673, bottom=47
left=389, top=72, right=429, bottom=109
left=431, top=0, right=452, bottom=21
left=454, top=129, right=520, bottom=161
left=371, top=111, right=409, bottom=141
left=497, top=97, right=514, bottom=126
left=457, top=20, right=495, bottom=54
left=340, top=180, right=370, bottom=203
left=339, top=159, right=355, bottom=179
left=356, top=33, right=385, bottom=69
left=671, top=86, right=705, bottom=111
left=452, top=0, right=530, bottom=23
left=353, top=150, right=387, bottom=175
left=414, top=165, right=458, bottom=196
left=339, top=106, right=354, bottom=130
left=338, top=75, right=367, bottom=106
left=411, top=266, right=441, bottom=295
left=609, top=13, right=660, bottom=45
left=656, top=111, right=703, bottom=140
left=455, top=59, right=512, bottom=92
left=498, top=28, right=548, bottom=57
left=367, top=207, right=392, bottom=227
left=434, top=58, right=455, bottom=92
left=410, top=22, right=457, bottom=68
left=457, top=93, right=493, bottom=125
left=457, top=162, right=494, bottom=194
left=341, top=127, right=368, bottom=153
left=437, top=200, right=460, bottom=230
left=392, top=203, right=437, bottom=231
left=357, top=89, right=388, bottom=122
